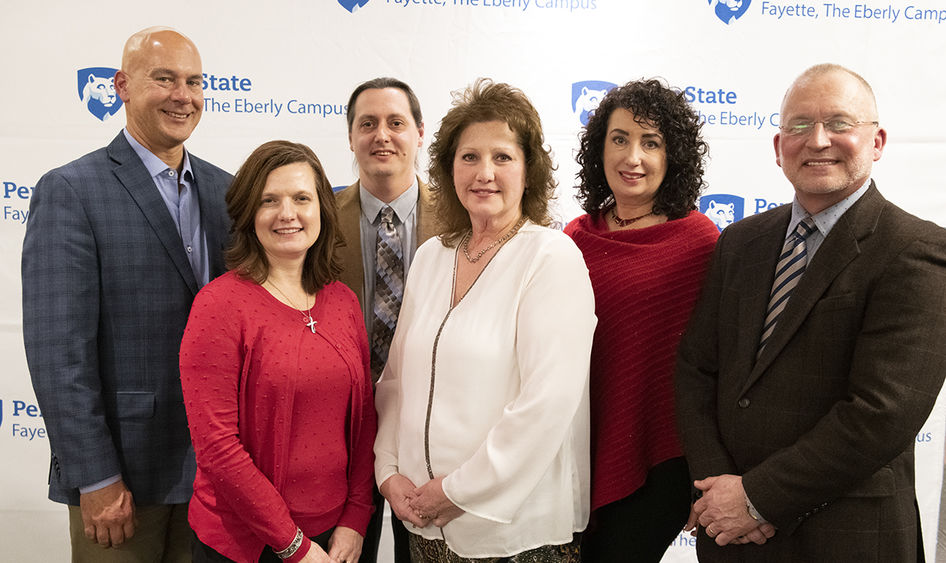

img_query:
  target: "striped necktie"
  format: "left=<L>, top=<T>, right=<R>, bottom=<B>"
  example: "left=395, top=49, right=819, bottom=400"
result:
left=758, top=217, right=816, bottom=355
left=371, top=206, right=404, bottom=381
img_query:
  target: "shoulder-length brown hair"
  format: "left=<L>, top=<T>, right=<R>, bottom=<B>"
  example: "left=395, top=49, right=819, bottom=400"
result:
left=428, top=78, right=556, bottom=246
left=225, top=140, right=343, bottom=293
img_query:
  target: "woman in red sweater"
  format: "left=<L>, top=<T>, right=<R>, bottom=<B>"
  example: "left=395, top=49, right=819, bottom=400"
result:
left=564, top=80, right=719, bottom=562
left=180, top=141, right=376, bottom=563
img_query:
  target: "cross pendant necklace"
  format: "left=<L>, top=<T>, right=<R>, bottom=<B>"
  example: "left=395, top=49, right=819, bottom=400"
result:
left=267, top=280, right=317, bottom=334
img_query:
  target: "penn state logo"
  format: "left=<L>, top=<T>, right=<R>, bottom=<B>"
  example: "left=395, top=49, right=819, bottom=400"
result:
left=700, top=194, right=744, bottom=231
left=571, top=81, right=616, bottom=127
left=708, top=0, right=751, bottom=24
left=77, top=67, right=123, bottom=122
left=338, top=0, right=370, bottom=12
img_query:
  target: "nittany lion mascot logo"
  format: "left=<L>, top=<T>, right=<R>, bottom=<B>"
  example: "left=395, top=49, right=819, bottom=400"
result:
left=708, top=0, right=751, bottom=24
left=700, top=194, right=744, bottom=231
left=338, top=0, right=370, bottom=12
left=77, top=67, right=123, bottom=122
left=572, top=81, right=617, bottom=127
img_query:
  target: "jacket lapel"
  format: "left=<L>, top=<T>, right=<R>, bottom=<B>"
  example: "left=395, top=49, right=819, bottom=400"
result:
left=746, top=183, right=884, bottom=389
left=336, top=181, right=366, bottom=306
left=108, top=133, right=200, bottom=295
left=734, top=207, right=792, bottom=384
left=191, top=156, right=229, bottom=279
left=416, top=178, right=440, bottom=245
left=335, top=176, right=440, bottom=308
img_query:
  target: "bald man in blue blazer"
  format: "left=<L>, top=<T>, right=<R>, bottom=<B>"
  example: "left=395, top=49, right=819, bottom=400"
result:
left=22, top=27, right=230, bottom=561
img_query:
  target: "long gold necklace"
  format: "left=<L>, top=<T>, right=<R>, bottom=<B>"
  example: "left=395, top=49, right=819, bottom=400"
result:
left=267, top=280, right=317, bottom=334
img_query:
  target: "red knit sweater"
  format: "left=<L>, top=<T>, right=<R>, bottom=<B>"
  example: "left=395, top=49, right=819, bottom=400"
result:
left=180, top=272, right=376, bottom=563
left=565, top=210, right=718, bottom=511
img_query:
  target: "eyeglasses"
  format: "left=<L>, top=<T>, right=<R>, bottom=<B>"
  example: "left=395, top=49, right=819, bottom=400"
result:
left=780, top=119, right=879, bottom=137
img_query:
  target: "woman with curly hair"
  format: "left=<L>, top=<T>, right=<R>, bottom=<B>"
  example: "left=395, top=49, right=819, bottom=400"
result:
left=564, top=79, right=720, bottom=562
left=374, top=79, right=596, bottom=562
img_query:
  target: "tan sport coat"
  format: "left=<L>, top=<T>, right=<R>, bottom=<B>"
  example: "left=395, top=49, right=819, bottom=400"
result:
left=334, top=178, right=439, bottom=308
left=676, top=183, right=946, bottom=562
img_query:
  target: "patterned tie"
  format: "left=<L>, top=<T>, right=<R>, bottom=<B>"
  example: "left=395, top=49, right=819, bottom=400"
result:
left=371, top=206, right=404, bottom=381
left=757, top=217, right=816, bottom=355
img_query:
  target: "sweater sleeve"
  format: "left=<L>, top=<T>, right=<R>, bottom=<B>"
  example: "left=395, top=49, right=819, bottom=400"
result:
left=373, top=346, right=401, bottom=490
left=336, top=291, right=377, bottom=535
left=180, top=285, right=312, bottom=561
left=441, top=236, right=597, bottom=522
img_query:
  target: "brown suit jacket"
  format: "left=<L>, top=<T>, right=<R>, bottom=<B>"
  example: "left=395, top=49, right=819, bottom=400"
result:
left=676, top=183, right=946, bottom=562
left=334, top=178, right=439, bottom=308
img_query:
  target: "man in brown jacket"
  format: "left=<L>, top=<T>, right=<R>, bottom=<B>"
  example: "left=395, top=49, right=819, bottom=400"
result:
left=335, top=77, right=438, bottom=563
left=676, top=63, right=946, bottom=562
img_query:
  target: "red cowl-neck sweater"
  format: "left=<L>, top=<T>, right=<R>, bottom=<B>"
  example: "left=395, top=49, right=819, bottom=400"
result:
left=565, top=210, right=718, bottom=511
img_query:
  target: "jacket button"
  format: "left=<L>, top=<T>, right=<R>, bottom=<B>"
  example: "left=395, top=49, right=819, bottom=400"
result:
left=738, top=398, right=751, bottom=408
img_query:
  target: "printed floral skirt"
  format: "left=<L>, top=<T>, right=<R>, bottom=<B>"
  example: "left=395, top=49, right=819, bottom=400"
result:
left=408, top=533, right=580, bottom=563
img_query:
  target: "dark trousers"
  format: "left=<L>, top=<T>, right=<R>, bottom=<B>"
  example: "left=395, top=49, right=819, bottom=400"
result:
left=361, top=486, right=411, bottom=563
left=581, top=457, right=691, bottom=563
left=192, top=528, right=333, bottom=563
left=68, top=503, right=191, bottom=563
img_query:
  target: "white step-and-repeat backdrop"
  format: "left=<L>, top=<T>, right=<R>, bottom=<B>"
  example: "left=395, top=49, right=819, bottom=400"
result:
left=3, top=1, right=946, bottom=560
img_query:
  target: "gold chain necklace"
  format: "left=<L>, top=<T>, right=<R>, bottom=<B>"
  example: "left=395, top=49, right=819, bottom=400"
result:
left=461, top=216, right=528, bottom=263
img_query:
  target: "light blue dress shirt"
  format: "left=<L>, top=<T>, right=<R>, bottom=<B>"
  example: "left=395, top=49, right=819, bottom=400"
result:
left=787, top=179, right=871, bottom=264
left=123, top=129, right=210, bottom=287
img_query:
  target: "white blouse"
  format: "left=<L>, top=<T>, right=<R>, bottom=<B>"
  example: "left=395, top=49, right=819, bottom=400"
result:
left=374, top=222, right=597, bottom=557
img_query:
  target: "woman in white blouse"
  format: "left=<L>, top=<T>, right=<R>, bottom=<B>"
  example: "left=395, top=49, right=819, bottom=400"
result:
left=374, top=78, right=597, bottom=562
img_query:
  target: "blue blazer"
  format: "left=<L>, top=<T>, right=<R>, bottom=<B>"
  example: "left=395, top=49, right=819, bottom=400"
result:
left=22, top=132, right=231, bottom=505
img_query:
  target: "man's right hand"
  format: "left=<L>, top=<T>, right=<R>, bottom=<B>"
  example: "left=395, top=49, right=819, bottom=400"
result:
left=79, top=480, right=136, bottom=547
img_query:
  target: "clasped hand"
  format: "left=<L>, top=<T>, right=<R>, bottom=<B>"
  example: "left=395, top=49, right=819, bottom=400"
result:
left=684, top=474, right=776, bottom=546
left=380, top=474, right=464, bottom=529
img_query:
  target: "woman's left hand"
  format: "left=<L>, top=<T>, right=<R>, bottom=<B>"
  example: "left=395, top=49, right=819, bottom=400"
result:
left=327, top=526, right=363, bottom=563
left=409, top=477, right=465, bottom=528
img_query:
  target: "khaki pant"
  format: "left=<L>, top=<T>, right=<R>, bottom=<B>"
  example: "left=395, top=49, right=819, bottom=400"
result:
left=68, top=503, right=190, bottom=563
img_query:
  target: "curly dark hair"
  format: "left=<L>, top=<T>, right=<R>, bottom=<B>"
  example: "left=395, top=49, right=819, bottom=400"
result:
left=225, top=140, right=343, bottom=294
left=428, top=78, right=556, bottom=246
left=576, top=79, right=707, bottom=220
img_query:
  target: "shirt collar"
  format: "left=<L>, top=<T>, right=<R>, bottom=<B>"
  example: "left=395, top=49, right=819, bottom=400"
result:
left=123, top=128, right=193, bottom=182
left=359, top=177, right=419, bottom=224
left=789, top=179, right=871, bottom=239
